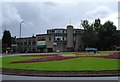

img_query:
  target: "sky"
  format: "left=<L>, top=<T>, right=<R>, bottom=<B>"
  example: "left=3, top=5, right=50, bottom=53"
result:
left=0, top=0, right=120, bottom=39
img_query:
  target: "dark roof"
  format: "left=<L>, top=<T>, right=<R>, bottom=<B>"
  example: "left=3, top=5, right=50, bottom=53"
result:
left=16, top=36, right=36, bottom=39
left=36, top=34, right=52, bottom=36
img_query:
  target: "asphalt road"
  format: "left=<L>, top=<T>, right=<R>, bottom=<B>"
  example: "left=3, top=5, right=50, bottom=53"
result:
left=1, top=74, right=119, bottom=80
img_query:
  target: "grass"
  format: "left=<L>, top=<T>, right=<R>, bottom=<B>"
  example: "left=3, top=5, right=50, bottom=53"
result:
left=1, top=57, right=120, bottom=71
left=0, top=51, right=119, bottom=71
left=0, top=56, right=49, bottom=68
left=58, top=51, right=119, bottom=56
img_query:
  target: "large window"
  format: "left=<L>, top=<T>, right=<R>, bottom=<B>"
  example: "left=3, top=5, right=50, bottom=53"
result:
left=37, top=41, right=45, bottom=45
left=55, top=36, right=63, bottom=41
left=55, top=30, right=63, bottom=33
left=47, top=30, right=54, bottom=34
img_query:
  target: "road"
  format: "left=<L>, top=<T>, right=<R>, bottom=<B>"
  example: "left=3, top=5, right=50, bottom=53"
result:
left=1, top=74, right=119, bottom=80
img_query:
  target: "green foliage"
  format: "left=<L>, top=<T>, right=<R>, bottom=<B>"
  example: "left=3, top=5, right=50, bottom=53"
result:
left=81, top=19, right=98, bottom=48
left=97, top=21, right=117, bottom=50
left=81, top=19, right=119, bottom=50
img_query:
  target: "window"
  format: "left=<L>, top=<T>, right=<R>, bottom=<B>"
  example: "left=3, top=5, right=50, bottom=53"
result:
left=55, top=30, right=63, bottom=33
left=32, top=42, right=36, bottom=45
left=29, top=42, right=31, bottom=45
left=48, top=30, right=52, bottom=34
left=17, top=42, right=19, bottom=45
left=48, top=37, right=51, bottom=41
left=21, top=42, right=23, bottom=45
left=37, top=37, right=45, bottom=41
left=74, top=30, right=76, bottom=33
left=64, top=30, right=67, bottom=33
left=74, top=37, right=76, bottom=41
left=55, top=36, right=63, bottom=41
left=24, top=42, right=27, bottom=45
left=63, top=37, right=66, bottom=41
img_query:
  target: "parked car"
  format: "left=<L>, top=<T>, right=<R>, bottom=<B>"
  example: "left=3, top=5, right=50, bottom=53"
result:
left=85, top=48, right=97, bottom=51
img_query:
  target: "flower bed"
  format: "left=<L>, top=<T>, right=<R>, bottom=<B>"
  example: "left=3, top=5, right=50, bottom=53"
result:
left=11, top=52, right=120, bottom=64
left=21, top=54, right=58, bottom=57
left=91, top=52, right=120, bottom=59
left=11, top=54, right=80, bottom=64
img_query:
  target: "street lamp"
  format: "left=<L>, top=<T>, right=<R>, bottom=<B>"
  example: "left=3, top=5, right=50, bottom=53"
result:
left=20, top=20, right=24, bottom=38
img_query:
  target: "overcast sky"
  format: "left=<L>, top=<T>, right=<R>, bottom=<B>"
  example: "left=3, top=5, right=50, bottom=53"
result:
left=1, top=0, right=119, bottom=38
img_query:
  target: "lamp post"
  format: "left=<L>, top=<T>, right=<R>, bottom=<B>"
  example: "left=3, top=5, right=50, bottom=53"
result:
left=19, top=20, right=24, bottom=53
left=20, top=21, right=24, bottom=38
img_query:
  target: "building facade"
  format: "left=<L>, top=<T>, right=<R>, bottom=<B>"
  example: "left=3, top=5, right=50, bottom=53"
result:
left=47, top=25, right=84, bottom=52
left=36, top=34, right=54, bottom=52
left=16, top=36, right=36, bottom=53
left=15, top=25, right=84, bottom=53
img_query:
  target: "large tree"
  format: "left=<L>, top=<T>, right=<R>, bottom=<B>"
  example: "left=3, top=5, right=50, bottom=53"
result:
left=81, top=20, right=98, bottom=48
left=97, top=21, right=117, bottom=50
left=2, top=30, right=12, bottom=53
left=81, top=19, right=119, bottom=51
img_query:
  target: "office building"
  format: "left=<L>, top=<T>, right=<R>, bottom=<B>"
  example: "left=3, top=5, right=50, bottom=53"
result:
left=15, top=24, right=84, bottom=53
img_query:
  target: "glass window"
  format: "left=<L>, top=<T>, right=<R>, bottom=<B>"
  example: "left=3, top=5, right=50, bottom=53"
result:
left=63, top=37, right=66, bottom=41
left=64, top=30, right=67, bottom=33
left=74, top=37, right=76, bottom=41
left=55, top=30, right=63, bottom=33
left=55, top=36, right=63, bottom=41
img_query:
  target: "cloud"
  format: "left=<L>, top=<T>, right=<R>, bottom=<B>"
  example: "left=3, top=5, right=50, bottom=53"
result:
left=2, top=3, right=24, bottom=38
left=85, top=5, right=118, bottom=29
left=101, top=13, right=118, bottom=29
left=0, top=3, right=2, bottom=39
left=42, top=2, right=57, bottom=6
left=86, top=6, right=111, bottom=19
left=2, top=4, right=23, bottom=25
left=1, top=2, right=118, bottom=39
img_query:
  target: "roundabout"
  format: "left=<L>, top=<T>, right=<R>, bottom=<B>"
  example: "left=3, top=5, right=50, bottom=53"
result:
left=1, top=51, right=120, bottom=77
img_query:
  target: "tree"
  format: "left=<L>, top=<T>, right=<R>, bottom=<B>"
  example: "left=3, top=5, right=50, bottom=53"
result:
left=2, top=30, right=12, bottom=53
left=97, top=21, right=117, bottom=50
left=94, top=18, right=101, bottom=31
left=81, top=20, right=98, bottom=48
left=81, top=19, right=119, bottom=51
left=81, top=20, right=90, bottom=30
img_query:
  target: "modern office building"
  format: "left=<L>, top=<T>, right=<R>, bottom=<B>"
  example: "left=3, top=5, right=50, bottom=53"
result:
left=15, top=24, right=84, bottom=53
left=46, top=24, right=84, bottom=52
